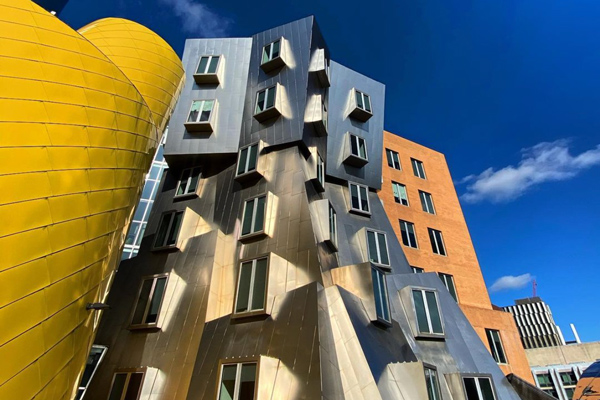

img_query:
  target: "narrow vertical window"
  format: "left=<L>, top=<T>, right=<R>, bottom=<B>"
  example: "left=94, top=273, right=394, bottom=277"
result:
left=350, top=134, right=368, bottom=160
left=425, top=367, right=442, bottom=400
left=428, top=228, right=446, bottom=256
left=411, top=158, right=426, bottom=179
left=262, top=39, right=281, bottom=64
left=196, top=55, right=220, bottom=74
left=349, top=183, right=370, bottom=214
left=419, top=191, right=435, bottom=214
left=76, top=345, right=107, bottom=399
left=241, top=195, right=267, bottom=237
left=412, top=289, right=443, bottom=335
left=367, top=230, right=390, bottom=266
left=386, top=149, right=401, bottom=170
left=485, top=329, right=507, bottom=364
left=236, top=143, right=259, bottom=176
left=438, top=273, right=458, bottom=302
left=399, top=220, right=418, bottom=248
left=411, top=266, right=424, bottom=273
left=235, top=257, right=268, bottom=314
left=328, top=204, right=337, bottom=248
left=130, top=275, right=168, bottom=327
left=218, top=362, right=257, bottom=400
left=255, top=86, right=277, bottom=114
left=372, top=268, right=391, bottom=323
left=463, top=377, right=496, bottom=400
left=154, top=211, right=183, bottom=249
left=107, top=371, right=144, bottom=400
left=175, top=167, right=201, bottom=197
left=392, top=182, right=409, bottom=206
left=187, top=100, right=215, bottom=123
left=317, top=153, right=325, bottom=188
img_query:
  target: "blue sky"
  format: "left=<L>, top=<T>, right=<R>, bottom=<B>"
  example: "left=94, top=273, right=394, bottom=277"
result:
left=61, top=0, right=600, bottom=342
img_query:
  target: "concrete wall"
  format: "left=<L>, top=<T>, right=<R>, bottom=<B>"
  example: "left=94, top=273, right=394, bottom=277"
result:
left=526, top=342, right=600, bottom=366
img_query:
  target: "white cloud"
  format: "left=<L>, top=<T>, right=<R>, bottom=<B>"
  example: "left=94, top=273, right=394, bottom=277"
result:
left=459, top=139, right=600, bottom=203
left=489, top=273, right=533, bottom=293
left=159, top=0, right=231, bottom=36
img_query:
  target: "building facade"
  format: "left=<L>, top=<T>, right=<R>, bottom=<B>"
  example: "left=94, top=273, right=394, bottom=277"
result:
left=0, top=2, right=184, bottom=399
left=504, top=297, right=566, bottom=350
left=379, top=132, right=533, bottom=382
left=82, top=17, right=544, bottom=400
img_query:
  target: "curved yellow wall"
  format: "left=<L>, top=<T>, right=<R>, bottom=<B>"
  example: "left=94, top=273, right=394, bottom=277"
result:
left=0, top=1, right=184, bottom=399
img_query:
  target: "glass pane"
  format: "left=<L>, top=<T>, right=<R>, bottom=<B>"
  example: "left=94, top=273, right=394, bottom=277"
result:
left=358, top=138, right=367, bottom=159
left=256, top=90, right=265, bottom=113
left=317, top=156, right=324, bottom=185
left=126, top=222, right=140, bottom=245
left=166, top=211, right=183, bottom=246
left=124, top=373, right=143, bottom=400
left=238, top=148, right=249, bottom=175
left=407, top=223, right=416, bottom=247
left=386, top=150, right=393, bottom=167
left=197, top=56, right=209, bottom=74
left=367, top=231, right=378, bottom=263
left=413, top=290, right=429, bottom=333
left=429, top=229, right=438, bottom=254
left=251, top=259, right=268, bottom=310
left=132, top=279, right=153, bottom=324
left=479, top=378, right=495, bottom=400
left=145, top=277, right=166, bottom=324
left=464, top=378, right=479, bottom=400
left=141, top=180, right=155, bottom=199
left=418, top=162, right=425, bottom=178
left=350, top=184, right=359, bottom=209
left=436, top=231, right=446, bottom=256
left=236, top=262, right=253, bottom=313
left=392, top=183, right=399, bottom=200
left=207, top=56, right=219, bottom=74
left=329, top=206, right=336, bottom=244
left=135, top=223, right=146, bottom=246
left=350, top=135, right=359, bottom=156
left=265, top=87, right=275, bottom=109
left=247, top=144, right=258, bottom=172
left=133, top=200, right=148, bottom=221
left=262, top=43, right=271, bottom=64
left=200, top=100, right=214, bottom=122
left=446, top=275, right=457, bottom=302
left=377, top=233, right=389, bottom=265
left=178, top=169, right=191, bottom=195
left=188, top=169, right=200, bottom=194
left=149, top=165, right=161, bottom=180
left=80, top=347, right=105, bottom=388
left=400, top=222, right=410, bottom=246
left=426, top=291, right=443, bottom=334
left=219, top=365, right=237, bottom=400
left=372, top=269, right=384, bottom=320
left=355, top=91, right=363, bottom=109
left=412, top=159, right=419, bottom=177
left=155, top=212, right=171, bottom=248
left=241, top=199, right=254, bottom=235
left=239, top=363, right=257, bottom=400
left=399, top=185, right=407, bottom=203
left=364, top=94, right=371, bottom=112
left=188, top=101, right=201, bottom=122
left=271, top=40, right=280, bottom=59
left=493, top=331, right=506, bottom=363
left=360, top=186, right=369, bottom=212
left=253, top=196, right=266, bottom=233
left=393, top=152, right=400, bottom=169
left=108, top=373, right=127, bottom=400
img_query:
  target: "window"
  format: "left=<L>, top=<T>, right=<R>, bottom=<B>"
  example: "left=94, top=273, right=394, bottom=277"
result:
left=75, top=345, right=106, bottom=400
left=419, top=191, right=435, bottom=214
left=372, top=268, right=391, bottom=323
left=218, top=362, right=257, bottom=400
left=328, top=204, right=337, bottom=249
left=428, top=228, right=447, bottom=256
left=392, top=182, right=409, bottom=206
left=463, top=377, right=496, bottom=400
left=236, top=143, right=259, bottom=176
left=355, top=90, right=372, bottom=113
left=187, top=100, right=215, bottom=123
left=438, top=273, right=458, bottom=302
left=241, top=195, right=266, bottom=237
left=399, top=220, right=418, bottom=248
left=196, top=55, right=220, bottom=75
left=317, top=153, right=325, bottom=188
left=425, top=367, right=441, bottom=400
left=560, top=371, right=577, bottom=398
left=485, top=329, right=507, bottom=364
left=130, top=275, right=168, bottom=327
left=107, top=371, right=144, bottom=400
left=367, top=230, right=390, bottom=266
left=536, top=373, right=558, bottom=397
left=411, top=158, right=426, bottom=179
left=235, top=257, right=268, bottom=314
left=349, top=183, right=370, bottom=214
left=412, top=266, right=424, bottom=273
left=350, top=134, right=368, bottom=160
left=262, top=39, right=281, bottom=64
left=412, top=289, right=443, bottom=335
left=386, top=149, right=401, bottom=170
left=175, top=167, right=201, bottom=197
left=255, top=86, right=276, bottom=115
left=154, top=211, right=183, bottom=249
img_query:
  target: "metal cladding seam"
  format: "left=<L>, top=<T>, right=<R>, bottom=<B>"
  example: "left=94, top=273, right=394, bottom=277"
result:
left=0, top=0, right=185, bottom=399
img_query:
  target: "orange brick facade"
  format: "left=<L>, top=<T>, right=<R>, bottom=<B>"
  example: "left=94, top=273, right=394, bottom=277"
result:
left=380, top=131, right=533, bottom=382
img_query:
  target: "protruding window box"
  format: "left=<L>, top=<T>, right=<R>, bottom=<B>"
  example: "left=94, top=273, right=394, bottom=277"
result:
left=260, top=38, right=286, bottom=73
left=184, top=99, right=217, bottom=133
left=314, top=199, right=338, bottom=251
left=344, top=133, right=369, bottom=167
left=307, top=147, right=326, bottom=192
left=128, top=274, right=169, bottom=330
left=152, top=210, right=184, bottom=251
left=309, top=48, right=330, bottom=87
left=348, top=182, right=371, bottom=216
left=193, top=55, right=223, bottom=85
left=349, top=88, right=373, bottom=122
left=253, top=84, right=282, bottom=122
left=400, top=286, right=446, bottom=340
left=235, top=141, right=264, bottom=182
left=305, top=94, right=328, bottom=137
left=239, top=192, right=276, bottom=243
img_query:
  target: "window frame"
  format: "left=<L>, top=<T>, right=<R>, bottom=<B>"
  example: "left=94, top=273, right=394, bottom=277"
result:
left=174, top=167, right=201, bottom=199
left=349, top=134, right=368, bottom=161
left=232, top=256, right=270, bottom=317
left=419, top=190, right=436, bottom=214
left=240, top=193, right=268, bottom=239
left=535, top=372, right=558, bottom=397
left=348, top=182, right=371, bottom=215
left=186, top=99, right=216, bottom=124
left=461, top=375, right=497, bottom=400
left=428, top=228, right=447, bottom=256
left=107, top=368, right=146, bottom=400
left=77, top=345, right=107, bottom=400
left=399, top=219, right=418, bottom=248
left=153, top=210, right=184, bottom=250
left=386, top=148, right=401, bottom=170
left=485, top=328, right=507, bottom=364
left=327, top=203, right=338, bottom=250
left=411, top=158, right=427, bottom=179
left=195, top=55, right=221, bottom=75
left=424, top=365, right=442, bottom=400
left=128, top=273, right=169, bottom=329
left=216, top=358, right=259, bottom=400
left=261, top=38, right=282, bottom=65
left=254, top=85, right=277, bottom=116
left=354, top=89, right=372, bottom=114
left=438, top=272, right=458, bottom=303
left=236, top=142, right=260, bottom=178
left=371, top=266, right=392, bottom=326
left=392, top=181, right=409, bottom=206
left=411, top=287, right=445, bottom=337
left=411, top=266, right=424, bottom=273
left=316, top=152, right=325, bottom=189
left=366, top=229, right=391, bottom=268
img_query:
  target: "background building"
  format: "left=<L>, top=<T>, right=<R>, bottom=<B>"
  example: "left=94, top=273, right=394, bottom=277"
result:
left=379, top=132, right=533, bottom=381
left=0, top=2, right=184, bottom=399
left=504, top=297, right=566, bottom=349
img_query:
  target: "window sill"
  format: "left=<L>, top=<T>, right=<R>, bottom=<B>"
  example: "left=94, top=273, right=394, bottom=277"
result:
left=349, top=208, right=371, bottom=217
left=344, top=154, right=369, bottom=168
left=370, top=262, right=391, bottom=272
left=373, top=318, right=392, bottom=328
left=311, top=177, right=325, bottom=193
left=239, top=230, right=267, bottom=243
left=349, top=107, right=373, bottom=122
left=151, top=244, right=179, bottom=252
left=231, top=309, right=269, bottom=320
left=312, top=119, right=327, bottom=137
left=235, top=169, right=262, bottom=183
left=173, top=192, right=198, bottom=201
left=193, top=73, right=220, bottom=85
left=128, top=324, right=161, bottom=331
left=184, top=121, right=213, bottom=133
left=260, top=56, right=286, bottom=73
left=415, top=332, right=446, bottom=341
left=324, top=238, right=338, bottom=252
left=254, top=107, right=281, bottom=123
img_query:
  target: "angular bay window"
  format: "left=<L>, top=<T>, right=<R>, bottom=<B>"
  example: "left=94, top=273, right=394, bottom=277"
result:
left=218, top=362, right=257, bottom=400
left=386, top=148, right=401, bottom=170
left=428, top=228, right=447, bottom=256
left=107, top=370, right=144, bottom=400
left=261, top=39, right=285, bottom=73
left=367, top=230, right=390, bottom=267
left=236, top=143, right=259, bottom=177
left=425, top=367, right=442, bottom=400
left=349, top=182, right=370, bottom=215
left=420, top=191, right=435, bottom=214
left=185, top=99, right=216, bottom=132
left=463, top=376, right=496, bottom=400
left=438, top=273, right=458, bottom=302
left=345, top=133, right=368, bottom=167
left=154, top=211, right=183, bottom=249
left=399, top=220, right=418, bottom=248
left=392, top=182, right=409, bottom=206
left=486, top=329, right=507, bottom=364
left=372, top=267, right=391, bottom=324
left=254, top=85, right=281, bottom=121
left=234, top=257, right=268, bottom=314
left=412, top=288, right=444, bottom=335
left=411, top=158, right=426, bottom=179
left=194, top=55, right=221, bottom=84
left=175, top=167, right=201, bottom=198
left=241, top=195, right=266, bottom=237
left=130, top=274, right=168, bottom=328
left=349, top=89, right=373, bottom=121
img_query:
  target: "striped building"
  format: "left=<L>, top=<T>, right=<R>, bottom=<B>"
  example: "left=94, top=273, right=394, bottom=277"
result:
left=503, top=297, right=566, bottom=349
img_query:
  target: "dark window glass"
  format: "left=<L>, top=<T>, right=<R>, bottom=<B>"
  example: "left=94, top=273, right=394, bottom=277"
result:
left=372, top=268, right=390, bottom=322
left=196, top=56, right=209, bottom=74
left=124, top=373, right=143, bottom=400
left=350, top=184, right=360, bottom=209
left=241, top=200, right=254, bottom=236
left=359, top=185, right=369, bottom=212
left=235, top=261, right=253, bottom=313
left=166, top=212, right=183, bottom=246
left=413, top=290, right=429, bottom=333
left=219, top=365, right=237, bottom=400
left=271, top=40, right=280, bottom=59
left=251, top=258, right=268, bottom=310
left=108, top=374, right=127, bottom=400
left=464, top=377, right=479, bottom=400
left=207, top=56, right=220, bottom=73
left=145, top=277, right=167, bottom=324
left=479, top=378, right=495, bottom=400
left=426, top=291, right=443, bottom=334
left=239, top=364, right=257, bottom=400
